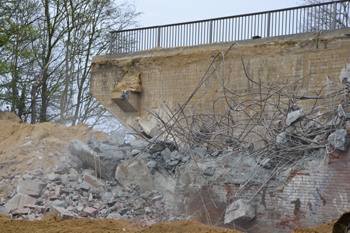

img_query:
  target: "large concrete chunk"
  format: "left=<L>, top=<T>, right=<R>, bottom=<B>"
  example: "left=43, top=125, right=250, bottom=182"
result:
left=328, top=129, right=350, bottom=151
left=276, top=132, right=294, bottom=147
left=111, top=90, right=139, bottom=113
left=69, top=139, right=125, bottom=180
left=16, top=179, right=42, bottom=197
left=83, top=170, right=105, bottom=189
left=286, top=109, right=304, bottom=126
left=224, top=199, right=255, bottom=224
left=4, top=193, right=37, bottom=212
left=115, top=161, right=154, bottom=191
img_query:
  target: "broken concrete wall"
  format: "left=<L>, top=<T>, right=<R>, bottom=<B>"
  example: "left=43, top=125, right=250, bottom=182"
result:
left=65, top=121, right=350, bottom=232
left=91, top=28, right=350, bottom=133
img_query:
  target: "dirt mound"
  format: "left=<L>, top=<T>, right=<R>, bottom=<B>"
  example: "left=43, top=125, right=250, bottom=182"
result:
left=292, top=219, right=336, bottom=233
left=0, top=213, right=242, bottom=233
left=0, top=111, right=22, bottom=123
left=0, top=118, right=108, bottom=177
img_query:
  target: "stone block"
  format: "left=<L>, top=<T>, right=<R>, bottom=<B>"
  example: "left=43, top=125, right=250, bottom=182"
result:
left=17, top=179, right=42, bottom=197
left=224, top=199, right=255, bottom=224
left=52, top=206, right=79, bottom=220
left=4, top=193, right=36, bottom=212
left=83, top=207, right=98, bottom=217
left=111, top=90, right=139, bottom=112
left=83, top=170, right=105, bottom=189
left=328, top=129, right=350, bottom=151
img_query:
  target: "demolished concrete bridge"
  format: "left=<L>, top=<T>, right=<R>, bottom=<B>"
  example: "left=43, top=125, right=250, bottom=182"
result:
left=89, top=28, right=350, bottom=232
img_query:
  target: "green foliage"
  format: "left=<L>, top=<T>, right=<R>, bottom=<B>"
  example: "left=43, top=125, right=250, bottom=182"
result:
left=0, top=0, right=140, bottom=126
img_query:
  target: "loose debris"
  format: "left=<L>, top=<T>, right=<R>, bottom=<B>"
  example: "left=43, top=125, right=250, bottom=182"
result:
left=1, top=42, right=350, bottom=233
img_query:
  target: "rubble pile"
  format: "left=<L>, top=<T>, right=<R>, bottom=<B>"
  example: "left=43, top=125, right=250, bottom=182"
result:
left=0, top=135, right=189, bottom=226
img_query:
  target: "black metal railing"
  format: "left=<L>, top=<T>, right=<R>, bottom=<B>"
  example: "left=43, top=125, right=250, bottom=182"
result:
left=110, top=1, right=350, bottom=54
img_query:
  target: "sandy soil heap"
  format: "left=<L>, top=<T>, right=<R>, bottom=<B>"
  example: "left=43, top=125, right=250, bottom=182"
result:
left=0, top=212, right=243, bottom=233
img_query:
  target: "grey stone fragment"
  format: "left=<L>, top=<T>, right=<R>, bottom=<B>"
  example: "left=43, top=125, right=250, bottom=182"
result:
left=51, top=200, right=68, bottom=209
left=17, top=179, right=41, bottom=197
left=107, top=212, right=122, bottom=220
left=130, top=140, right=148, bottom=148
left=4, top=193, right=36, bottom=212
left=191, top=147, right=207, bottom=159
left=87, top=134, right=97, bottom=146
left=130, top=149, right=141, bottom=155
left=119, top=207, right=130, bottom=215
left=46, top=173, right=61, bottom=182
left=101, top=192, right=114, bottom=204
left=133, top=198, right=146, bottom=209
left=161, top=148, right=172, bottom=163
left=149, top=141, right=165, bottom=153
left=276, top=132, right=294, bottom=147
left=146, top=161, right=157, bottom=168
left=203, top=166, right=216, bottom=176
left=151, top=195, right=163, bottom=202
left=328, top=129, right=350, bottom=151
left=70, top=139, right=125, bottom=180
left=100, top=138, right=109, bottom=144
left=145, top=207, right=152, bottom=213
left=224, top=199, right=255, bottom=224
left=286, top=109, right=304, bottom=126
left=79, top=182, right=90, bottom=191
left=167, top=160, right=179, bottom=166
left=339, top=63, right=350, bottom=84
left=22, top=174, right=34, bottom=180
left=33, top=168, right=43, bottom=175
left=110, top=131, right=125, bottom=146
left=99, top=150, right=126, bottom=179
left=338, top=104, right=346, bottom=118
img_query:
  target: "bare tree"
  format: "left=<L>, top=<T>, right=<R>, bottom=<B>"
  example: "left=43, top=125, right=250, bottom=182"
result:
left=300, top=0, right=350, bottom=31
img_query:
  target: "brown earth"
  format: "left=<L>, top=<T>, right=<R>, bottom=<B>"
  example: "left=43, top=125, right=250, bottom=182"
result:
left=0, top=111, right=108, bottom=175
left=0, top=212, right=243, bottom=233
left=0, top=111, right=108, bottom=199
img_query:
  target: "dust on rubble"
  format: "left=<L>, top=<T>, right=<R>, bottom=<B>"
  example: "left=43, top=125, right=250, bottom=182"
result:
left=0, top=212, right=242, bottom=233
left=0, top=111, right=108, bottom=177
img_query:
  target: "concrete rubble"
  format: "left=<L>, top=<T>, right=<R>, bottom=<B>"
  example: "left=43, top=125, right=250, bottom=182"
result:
left=0, top=112, right=350, bottom=231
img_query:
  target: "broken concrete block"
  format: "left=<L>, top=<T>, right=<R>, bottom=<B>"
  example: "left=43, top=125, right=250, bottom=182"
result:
left=115, top=161, right=154, bottom=191
left=51, top=200, right=68, bottom=209
left=339, top=63, right=350, bottom=85
left=138, top=119, right=159, bottom=138
left=276, top=132, right=294, bottom=147
left=111, top=90, right=139, bottom=112
left=149, top=141, right=165, bottom=153
left=224, top=199, right=255, bottom=224
left=83, top=207, right=98, bottom=217
left=338, top=104, right=346, bottom=118
left=83, top=170, right=105, bottom=189
left=107, top=212, right=122, bottom=220
left=286, top=109, right=304, bottom=126
left=16, top=179, right=42, bottom=197
left=203, top=166, right=215, bottom=176
left=52, top=206, right=79, bottom=220
left=328, top=129, right=350, bottom=151
left=4, top=193, right=36, bottom=212
left=70, top=139, right=124, bottom=180
left=110, top=131, right=125, bottom=146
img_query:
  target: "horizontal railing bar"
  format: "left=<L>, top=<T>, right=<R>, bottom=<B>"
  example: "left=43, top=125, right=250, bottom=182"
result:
left=110, top=1, right=345, bottom=33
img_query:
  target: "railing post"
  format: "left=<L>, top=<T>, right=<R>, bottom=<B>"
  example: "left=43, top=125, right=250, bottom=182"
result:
left=109, top=32, right=113, bottom=54
left=332, top=2, right=337, bottom=30
left=267, top=12, right=271, bottom=37
left=209, top=20, right=213, bottom=43
left=157, top=27, right=161, bottom=47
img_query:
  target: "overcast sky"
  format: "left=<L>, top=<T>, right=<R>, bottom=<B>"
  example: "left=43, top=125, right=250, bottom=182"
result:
left=135, top=0, right=303, bottom=28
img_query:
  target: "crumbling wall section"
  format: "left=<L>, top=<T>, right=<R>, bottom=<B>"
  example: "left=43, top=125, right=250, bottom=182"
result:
left=91, top=29, right=350, bottom=132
